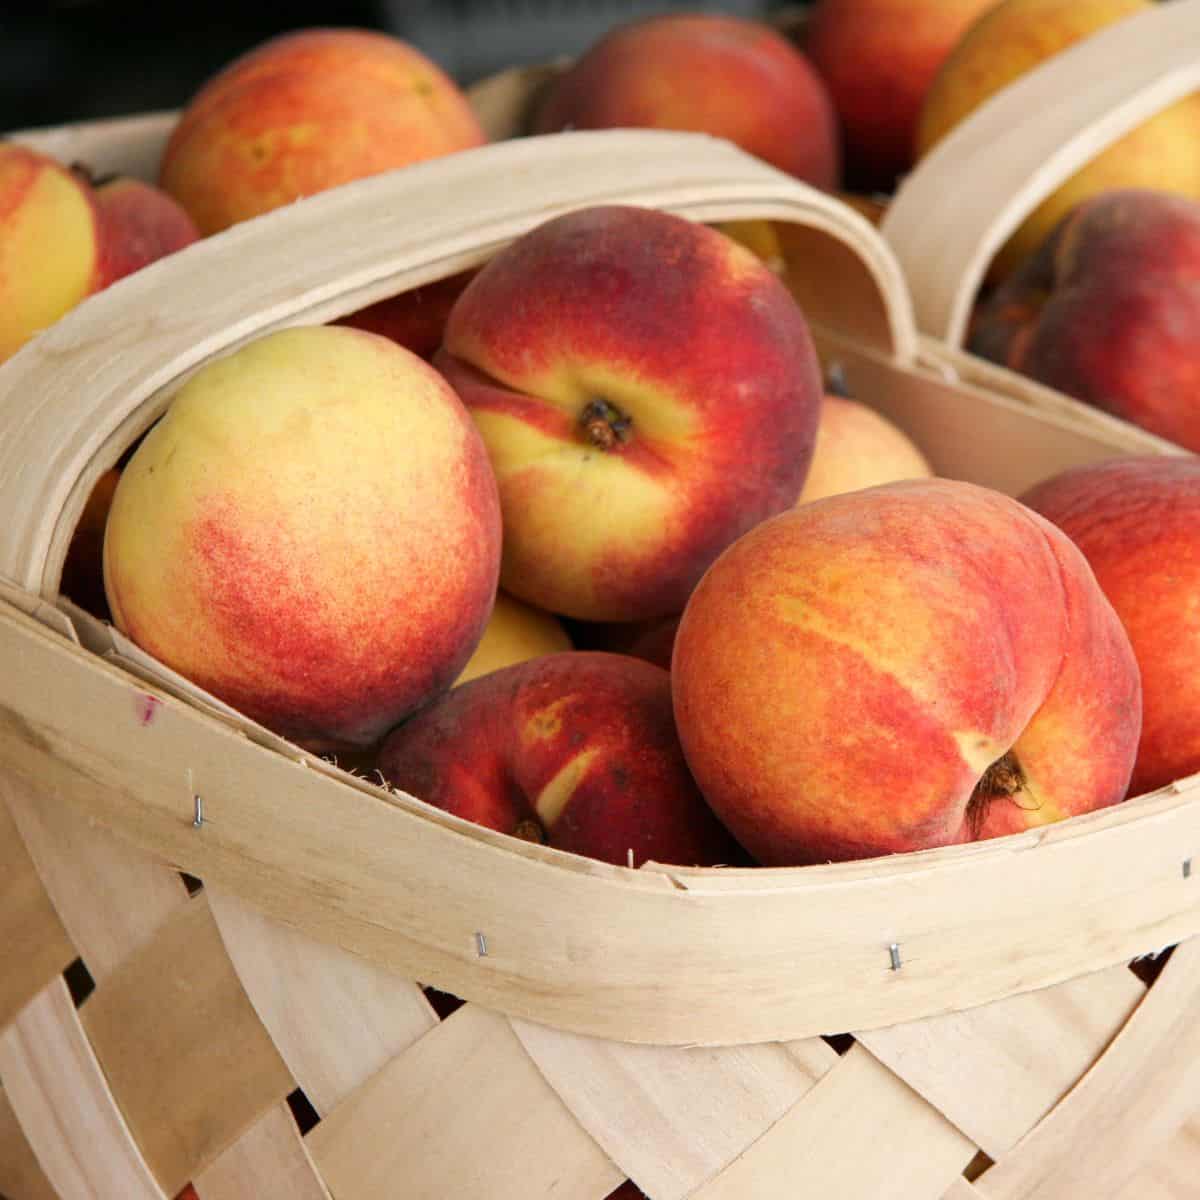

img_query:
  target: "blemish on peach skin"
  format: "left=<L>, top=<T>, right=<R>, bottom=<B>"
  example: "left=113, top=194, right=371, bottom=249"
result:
left=136, top=693, right=161, bottom=726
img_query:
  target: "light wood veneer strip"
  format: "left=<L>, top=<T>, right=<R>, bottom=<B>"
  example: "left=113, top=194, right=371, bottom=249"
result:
left=513, top=1021, right=835, bottom=1200
left=193, top=1103, right=331, bottom=1200
left=0, top=786, right=74, bottom=1030
left=307, top=1005, right=623, bottom=1200
left=0, top=978, right=165, bottom=1199
left=207, top=886, right=438, bottom=1117
left=858, top=963, right=1146, bottom=1159
left=80, top=893, right=294, bottom=1197
left=692, top=1043, right=977, bottom=1200
left=0, top=1081, right=57, bottom=1200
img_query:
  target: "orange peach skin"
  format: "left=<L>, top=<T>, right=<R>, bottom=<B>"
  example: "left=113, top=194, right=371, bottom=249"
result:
left=1022, top=457, right=1200, bottom=797
left=104, top=325, right=501, bottom=751
left=159, top=28, right=486, bottom=235
left=378, top=651, right=740, bottom=868
left=435, top=205, right=823, bottom=622
left=0, top=144, right=104, bottom=362
left=454, top=590, right=572, bottom=686
left=798, top=394, right=933, bottom=504
left=94, top=176, right=200, bottom=280
left=916, top=0, right=1200, bottom=279
left=672, top=478, right=1140, bottom=865
left=532, top=13, right=840, bottom=188
left=804, top=0, right=998, bottom=191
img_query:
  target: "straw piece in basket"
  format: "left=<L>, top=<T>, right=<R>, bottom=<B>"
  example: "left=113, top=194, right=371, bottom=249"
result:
left=881, top=0, right=1200, bottom=347
left=193, top=1103, right=332, bottom=1200
left=969, top=939, right=1200, bottom=1199
left=2, top=773, right=190, bottom=983
left=0, top=978, right=164, bottom=1199
left=0, top=1082, right=57, bottom=1200
left=690, top=1043, right=976, bottom=1200
left=857, top=962, right=1146, bottom=1159
left=305, top=1005, right=625, bottom=1200
left=78, top=892, right=294, bottom=1196
left=512, top=1020, right=835, bottom=1200
left=0, top=787, right=74, bottom=1029
left=206, top=887, right=438, bottom=1117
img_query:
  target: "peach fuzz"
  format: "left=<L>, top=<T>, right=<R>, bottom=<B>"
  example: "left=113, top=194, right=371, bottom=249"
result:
left=804, top=0, right=999, bottom=191
left=1022, top=457, right=1200, bottom=797
left=672, top=478, right=1140, bottom=866
left=531, top=13, right=840, bottom=188
left=93, top=176, right=200, bottom=281
left=916, top=0, right=1200, bottom=278
left=454, top=590, right=572, bottom=686
left=103, top=325, right=501, bottom=751
left=797, top=394, right=933, bottom=505
left=378, top=651, right=740, bottom=868
left=434, top=205, right=823, bottom=623
left=969, top=189, right=1200, bottom=453
left=0, top=143, right=104, bottom=362
left=159, top=28, right=486, bottom=235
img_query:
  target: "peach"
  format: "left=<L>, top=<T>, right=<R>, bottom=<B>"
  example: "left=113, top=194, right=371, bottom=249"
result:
left=434, top=205, right=823, bottom=622
left=454, top=590, right=572, bottom=686
left=969, top=189, right=1200, bottom=452
left=797, top=394, right=933, bottom=504
left=804, top=0, right=999, bottom=191
left=672, top=478, right=1140, bottom=865
left=159, top=28, right=487, bottom=236
left=0, top=143, right=104, bottom=362
left=377, top=651, right=740, bottom=868
left=334, top=269, right=477, bottom=361
left=1022, top=456, right=1200, bottom=797
left=103, top=325, right=501, bottom=751
left=916, top=0, right=1200, bottom=278
left=93, top=175, right=200, bottom=281
left=531, top=13, right=840, bottom=188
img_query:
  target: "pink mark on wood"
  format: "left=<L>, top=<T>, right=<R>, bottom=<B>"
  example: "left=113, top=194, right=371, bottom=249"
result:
left=137, top=693, right=161, bottom=726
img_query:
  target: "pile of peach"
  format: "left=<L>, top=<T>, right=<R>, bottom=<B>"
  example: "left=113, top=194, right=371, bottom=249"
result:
left=8, top=6, right=1200, bottom=875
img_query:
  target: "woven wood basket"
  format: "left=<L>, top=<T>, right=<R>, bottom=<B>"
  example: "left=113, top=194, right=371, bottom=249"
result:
left=2, top=10, right=1200, bottom=1200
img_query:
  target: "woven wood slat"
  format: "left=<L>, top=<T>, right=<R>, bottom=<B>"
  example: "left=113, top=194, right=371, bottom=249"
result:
left=0, top=1082, right=57, bottom=1200
left=0, top=787, right=74, bottom=1030
left=1115, top=1114, right=1200, bottom=1199
left=858, top=964, right=1147, bottom=1158
left=969, top=941, right=1200, bottom=1198
left=690, top=1043, right=977, bottom=1200
left=192, top=1104, right=332, bottom=1200
left=511, top=1021, right=835, bottom=1200
left=0, top=978, right=164, bottom=1199
left=305, top=1005, right=625, bottom=1200
left=2, top=772, right=189, bottom=984
left=79, top=892, right=295, bottom=1197
left=206, top=887, right=438, bottom=1117
left=942, top=1181, right=986, bottom=1200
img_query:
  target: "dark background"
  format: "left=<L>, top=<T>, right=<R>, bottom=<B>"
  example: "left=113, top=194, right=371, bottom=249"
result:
left=2, top=0, right=797, bottom=135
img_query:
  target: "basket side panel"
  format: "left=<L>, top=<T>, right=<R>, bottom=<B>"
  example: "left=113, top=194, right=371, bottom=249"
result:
left=0, top=789, right=75, bottom=1029
left=305, top=1005, right=625, bottom=1200
left=0, top=1082, right=57, bottom=1200
left=858, top=963, right=1146, bottom=1158
left=79, top=893, right=295, bottom=1196
left=1115, top=1115, right=1200, bottom=1200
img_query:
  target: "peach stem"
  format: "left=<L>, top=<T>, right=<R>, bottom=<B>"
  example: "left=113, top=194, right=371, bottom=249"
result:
left=512, top=817, right=546, bottom=844
left=579, top=397, right=633, bottom=450
left=965, top=751, right=1026, bottom=836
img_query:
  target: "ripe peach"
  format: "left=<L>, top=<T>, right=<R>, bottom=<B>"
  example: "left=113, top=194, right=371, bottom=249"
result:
left=104, top=325, right=501, bottom=751
left=0, top=143, right=104, bottom=362
left=434, top=205, right=823, bottom=623
left=969, top=189, right=1200, bottom=452
left=797, top=394, right=933, bottom=504
left=454, top=591, right=572, bottom=686
left=531, top=13, right=840, bottom=188
left=378, top=651, right=739, bottom=868
left=159, top=28, right=487, bottom=235
left=672, top=478, right=1140, bottom=865
left=1022, top=456, right=1200, bottom=797
left=93, top=175, right=200, bottom=281
left=916, top=0, right=1200, bottom=278
left=334, top=269, right=477, bottom=361
left=804, top=0, right=999, bottom=191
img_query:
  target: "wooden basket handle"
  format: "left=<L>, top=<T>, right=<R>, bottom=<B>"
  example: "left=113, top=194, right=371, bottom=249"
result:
left=881, top=0, right=1200, bottom=348
left=0, top=128, right=914, bottom=601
